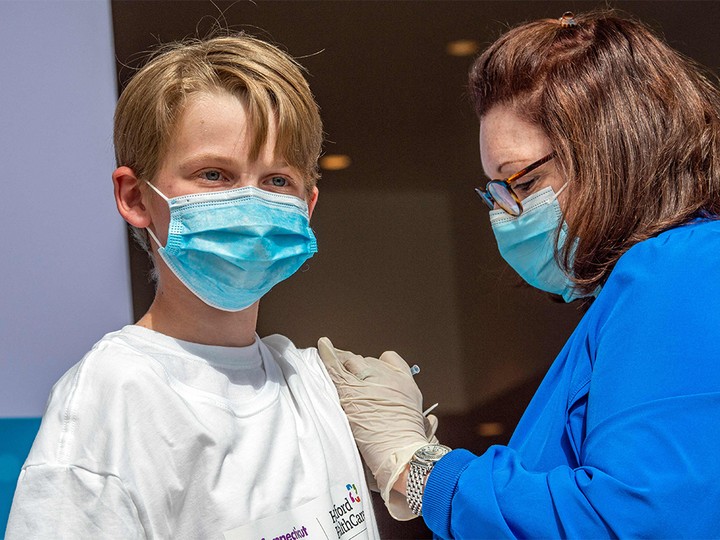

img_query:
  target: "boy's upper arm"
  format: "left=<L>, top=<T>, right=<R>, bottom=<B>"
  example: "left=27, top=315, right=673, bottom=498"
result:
left=7, top=464, right=145, bottom=539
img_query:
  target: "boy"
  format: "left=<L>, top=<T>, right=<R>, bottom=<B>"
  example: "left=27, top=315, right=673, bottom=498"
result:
left=7, top=34, right=379, bottom=539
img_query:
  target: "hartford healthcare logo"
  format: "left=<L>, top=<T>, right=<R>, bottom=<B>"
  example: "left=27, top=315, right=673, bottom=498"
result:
left=328, top=483, right=367, bottom=538
left=225, top=481, right=369, bottom=540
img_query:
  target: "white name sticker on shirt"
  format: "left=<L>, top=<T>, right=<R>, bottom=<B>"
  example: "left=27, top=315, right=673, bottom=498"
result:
left=224, top=482, right=369, bottom=540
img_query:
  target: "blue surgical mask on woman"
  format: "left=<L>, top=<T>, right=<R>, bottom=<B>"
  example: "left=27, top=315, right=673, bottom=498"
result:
left=145, top=183, right=318, bottom=311
left=489, top=184, right=591, bottom=302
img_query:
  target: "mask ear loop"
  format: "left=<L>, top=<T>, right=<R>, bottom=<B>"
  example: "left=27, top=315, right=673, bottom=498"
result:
left=144, top=181, right=170, bottom=249
left=553, top=182, right=569, bottom=200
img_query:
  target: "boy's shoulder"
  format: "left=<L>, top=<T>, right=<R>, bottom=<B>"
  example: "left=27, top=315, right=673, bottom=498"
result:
left=50, top=326, right=160, bottom=394
left=25, top=327, right=173, bottom=468
left=260, top=334, right=335, bottom=391
left=261, top=333, right=318, bottom=362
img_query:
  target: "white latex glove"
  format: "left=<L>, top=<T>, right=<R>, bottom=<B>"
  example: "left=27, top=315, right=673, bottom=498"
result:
left=363, top=409, right=439, bottom=494
left=318, top=337, right=439, bottom=520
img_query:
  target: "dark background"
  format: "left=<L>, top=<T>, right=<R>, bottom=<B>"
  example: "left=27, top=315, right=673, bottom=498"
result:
left=110, top=2, right=720, bottom=537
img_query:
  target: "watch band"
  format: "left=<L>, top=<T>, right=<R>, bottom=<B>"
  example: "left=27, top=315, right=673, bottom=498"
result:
left=406, top=444, right=451, bottom=516
left=406, top=459, right=430, bottom=515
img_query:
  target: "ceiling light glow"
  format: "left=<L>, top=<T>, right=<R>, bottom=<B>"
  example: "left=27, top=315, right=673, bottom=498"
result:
left=446, top=39, right=480, bottom=57
left=320, top=154, right=351, bottom=171
left=476, top=421, right=505, bottom=437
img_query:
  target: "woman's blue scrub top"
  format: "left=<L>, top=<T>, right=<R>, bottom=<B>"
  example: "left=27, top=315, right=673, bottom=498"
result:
left=424, top=219, right=720, bottom=539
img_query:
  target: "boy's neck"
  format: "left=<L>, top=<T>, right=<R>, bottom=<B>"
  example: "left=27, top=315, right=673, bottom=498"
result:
left=136, top=281, right=259, bottom=347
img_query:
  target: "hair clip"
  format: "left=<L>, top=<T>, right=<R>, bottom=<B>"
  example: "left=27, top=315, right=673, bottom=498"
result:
left=559, top=11, right=577, bottom=28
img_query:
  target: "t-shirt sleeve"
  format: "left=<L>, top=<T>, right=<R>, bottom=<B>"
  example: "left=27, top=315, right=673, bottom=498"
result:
left=6, top=464, right=145, bottom=539
left=424, top=223, right=720, bottom=539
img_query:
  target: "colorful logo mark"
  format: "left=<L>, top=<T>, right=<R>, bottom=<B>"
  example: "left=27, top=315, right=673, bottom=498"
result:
left=346, top=483, right=360, bottom=503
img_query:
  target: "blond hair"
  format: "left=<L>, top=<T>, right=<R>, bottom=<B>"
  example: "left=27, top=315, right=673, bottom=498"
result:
left=114, top=33, right=323, bottom=253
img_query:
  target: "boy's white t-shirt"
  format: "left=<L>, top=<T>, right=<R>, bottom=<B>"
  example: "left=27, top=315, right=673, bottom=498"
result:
left=7, top=325, right=379, bottom=540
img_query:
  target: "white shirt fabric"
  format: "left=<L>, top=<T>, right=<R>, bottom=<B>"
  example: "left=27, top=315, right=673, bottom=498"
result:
left=7, top=325, right=379, bottom=539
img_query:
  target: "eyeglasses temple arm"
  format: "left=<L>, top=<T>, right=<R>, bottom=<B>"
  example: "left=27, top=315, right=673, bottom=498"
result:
left=505, top=152, right=556, bottom=186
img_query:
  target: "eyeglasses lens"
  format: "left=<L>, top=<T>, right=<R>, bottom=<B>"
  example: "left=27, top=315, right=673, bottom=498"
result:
left=475, top=188, right=495, bottom=210
left=487, top=183, right=521, bottom=216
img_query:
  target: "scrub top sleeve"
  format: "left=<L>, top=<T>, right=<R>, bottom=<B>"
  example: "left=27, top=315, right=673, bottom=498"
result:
left=422, top=449, right=475, bottom=538
left=424, top=445, right=611, bottom=539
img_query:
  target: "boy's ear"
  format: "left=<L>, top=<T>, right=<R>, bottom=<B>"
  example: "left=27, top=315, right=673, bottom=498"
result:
left=307, top=186, right=319, bottom=218
left=113, top=166, right=151, bottom=228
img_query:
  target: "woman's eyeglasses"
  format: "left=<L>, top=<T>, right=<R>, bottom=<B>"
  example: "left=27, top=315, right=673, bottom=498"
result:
left=475, top=152, right=555, bottom=216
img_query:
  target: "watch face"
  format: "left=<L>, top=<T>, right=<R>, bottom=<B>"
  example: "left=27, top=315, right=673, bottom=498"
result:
left=416, top=444, right=451, bottom=462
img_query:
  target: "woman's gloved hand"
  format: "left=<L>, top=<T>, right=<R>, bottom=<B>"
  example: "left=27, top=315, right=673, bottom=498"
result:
left=318, top=337, right=439, bottom=520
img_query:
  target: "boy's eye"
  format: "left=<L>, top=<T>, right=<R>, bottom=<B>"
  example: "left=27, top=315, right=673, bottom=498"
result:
left=269, top=176, right=288, bottom=187
left=201, top=170, right=223, bottom=182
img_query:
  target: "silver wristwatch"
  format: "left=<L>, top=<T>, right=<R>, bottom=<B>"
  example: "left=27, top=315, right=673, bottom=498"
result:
left=406, top=443, right=451, bottom=516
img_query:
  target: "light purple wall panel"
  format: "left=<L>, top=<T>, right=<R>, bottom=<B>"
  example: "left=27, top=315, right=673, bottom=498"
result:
left=0, top=0, right=131, bottom=417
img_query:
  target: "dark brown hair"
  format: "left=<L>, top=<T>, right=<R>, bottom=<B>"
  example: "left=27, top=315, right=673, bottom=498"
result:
left=470, top=10, right=720, bottom=295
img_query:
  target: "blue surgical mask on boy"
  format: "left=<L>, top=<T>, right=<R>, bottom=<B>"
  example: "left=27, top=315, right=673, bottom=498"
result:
left=145, top=183, right=317, bottom=311
left=489, top=184, right=591, bottom=303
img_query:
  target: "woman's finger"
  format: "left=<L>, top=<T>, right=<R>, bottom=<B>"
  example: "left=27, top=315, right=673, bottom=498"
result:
left=378, top=350, right=414, bottom=374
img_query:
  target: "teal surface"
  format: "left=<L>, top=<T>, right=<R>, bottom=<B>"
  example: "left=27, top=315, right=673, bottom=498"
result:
left=1, top=418, right=41, bottom=536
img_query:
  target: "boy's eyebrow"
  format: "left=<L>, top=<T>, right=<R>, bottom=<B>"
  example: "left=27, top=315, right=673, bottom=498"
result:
left=178, top=153, right=292, bottom=170
left=178, top=153, right=237, bottom=169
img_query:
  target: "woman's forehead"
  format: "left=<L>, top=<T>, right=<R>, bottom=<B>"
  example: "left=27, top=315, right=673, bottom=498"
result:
left=479, top=104, right=552, bottom=176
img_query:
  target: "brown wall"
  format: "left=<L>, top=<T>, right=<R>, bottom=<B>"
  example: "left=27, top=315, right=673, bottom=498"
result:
left=114, top=3, right=719, bottom=536
left=114, top=0, right=719, bottom=429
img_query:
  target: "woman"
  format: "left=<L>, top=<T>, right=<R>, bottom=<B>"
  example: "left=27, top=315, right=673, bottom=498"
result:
left=318, top=10, right=720, bottom=538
